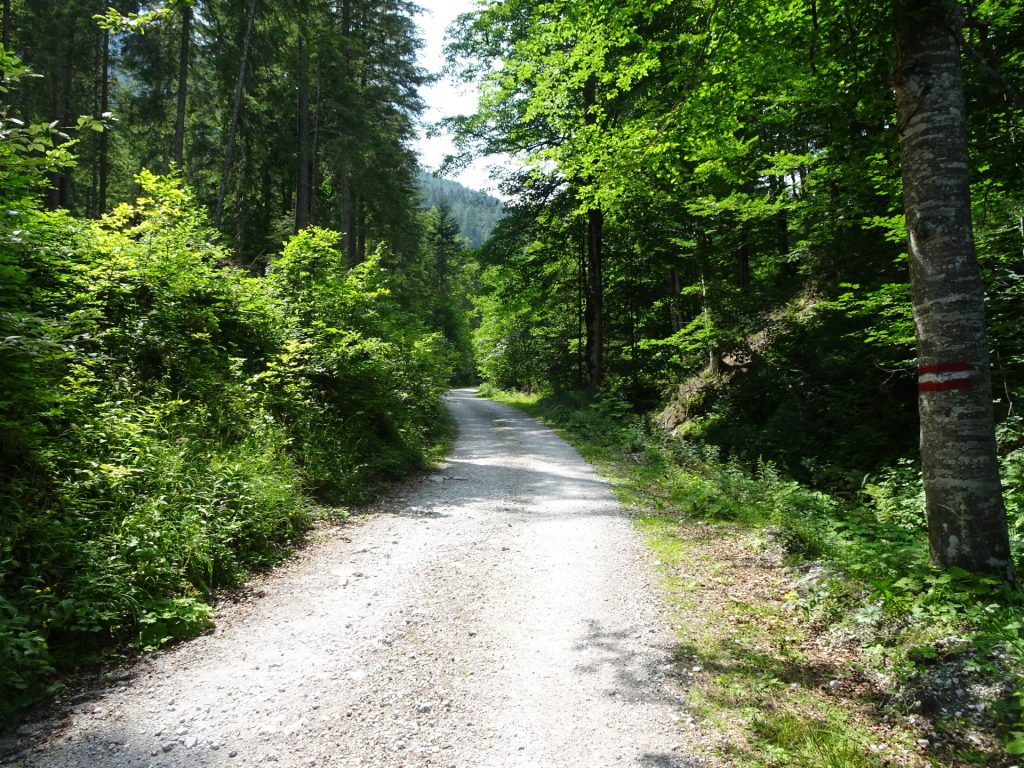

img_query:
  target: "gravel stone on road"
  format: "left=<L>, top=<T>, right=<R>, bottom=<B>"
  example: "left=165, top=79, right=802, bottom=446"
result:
left=9, top=389, right=710, bottom=768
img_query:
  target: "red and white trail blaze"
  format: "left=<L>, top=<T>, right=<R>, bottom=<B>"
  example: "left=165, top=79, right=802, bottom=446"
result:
left=918, top=362, right=974, bottom=392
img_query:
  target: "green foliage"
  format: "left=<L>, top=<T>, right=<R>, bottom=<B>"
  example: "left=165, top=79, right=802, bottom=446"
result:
left=490, top=388, right=1024, bottom=760
left=10, top=0, right=428, bottom=258
left=0, top=596, right=56, bottom=715
left=0, top=128, right=452, bottom=720
left=417, top=171, right=505, bottom=249
left=264, top=225, right=453, bottom=500
left=451, top=0, right=1020, bottom=498
left=92, top=6, right=173, bottom=34
left=1, top=15, right=462, bottom=721
left=420, top=203, right=477, bottom=384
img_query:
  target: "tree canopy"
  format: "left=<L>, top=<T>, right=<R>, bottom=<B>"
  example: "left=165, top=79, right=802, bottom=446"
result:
left=2, top=0, right=1024, bottom=755
left=444, top=0, right=1022, bottom=580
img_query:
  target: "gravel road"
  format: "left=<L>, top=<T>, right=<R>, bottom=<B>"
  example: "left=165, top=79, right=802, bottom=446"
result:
left=10, top=389, right=707, bottom=768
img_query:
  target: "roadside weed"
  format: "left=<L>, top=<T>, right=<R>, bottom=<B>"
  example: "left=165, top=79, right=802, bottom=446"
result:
left=489, top=388, right=1021, bottom=766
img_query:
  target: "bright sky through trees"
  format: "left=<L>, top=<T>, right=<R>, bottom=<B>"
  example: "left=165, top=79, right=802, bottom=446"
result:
left=414, top=0, right=502, bottom=194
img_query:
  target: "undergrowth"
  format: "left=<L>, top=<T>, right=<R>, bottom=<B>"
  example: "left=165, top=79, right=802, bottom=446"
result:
left=0, top=167, right=453, bottom=725
left=483, top=384, right=1024, bottom=766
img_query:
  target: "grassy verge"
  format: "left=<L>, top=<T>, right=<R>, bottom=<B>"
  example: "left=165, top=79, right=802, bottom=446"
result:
left=484, top=386, right=1022, bottom=768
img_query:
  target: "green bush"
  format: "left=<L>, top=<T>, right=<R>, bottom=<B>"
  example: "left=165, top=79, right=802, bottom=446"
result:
left=496, top=387, right=1024, bottom=754
left=263, top=227, right=453, bottom=501
left=0, top=167, right=452, bottom=720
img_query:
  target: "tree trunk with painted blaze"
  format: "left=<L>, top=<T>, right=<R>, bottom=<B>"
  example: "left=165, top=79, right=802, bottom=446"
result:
left=893, top=0, right=1014, bottom=584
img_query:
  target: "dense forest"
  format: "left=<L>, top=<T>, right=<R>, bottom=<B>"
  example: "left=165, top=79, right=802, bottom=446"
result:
left=4, top=0, right=433, bottom=264
left=443, top=0, right=1023, bottom=575
left=0, top=0, right=475, bottom=720
left=3, top=0, right=1024, bottom=762
left=440, top=0, right=1024, bottom=760
left=417, top=170, right=505, bottom=248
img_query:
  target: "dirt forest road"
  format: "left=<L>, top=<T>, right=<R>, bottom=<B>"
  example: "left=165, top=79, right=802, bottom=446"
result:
left=13, top=389, right=709, bottom=768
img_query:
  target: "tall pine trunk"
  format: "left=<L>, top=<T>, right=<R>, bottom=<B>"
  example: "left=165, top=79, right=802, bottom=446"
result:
left=357, top=200, right=366, bottom=262
left=2, top=0, right=10, bottom=51
left=98, top=28, right=110, bottom=215
left=337, top=0, right=358, bottom=259
left=582, top=77, right=603, bottom=390
left=737, top=226, right=751, bottom=294
left=294, top=16, right=311, bottom=232
left=893, top=0, right=1014, bottom=584
left=173, top=1, right=191, bottom=168
left=340, top=177, right=357, bottom=261
left=309, top=75, right=321, bottom=220
left=47, top=49, right=73, bottom=210
left=584, top=207, right=604, bottom=389
left=294, top=83, right=311, bottom=231
left=1, top=0, right=8, bottom=111
left=668, top=267, right=684, bottom=333
left=215, top=0, right=257, bottom=230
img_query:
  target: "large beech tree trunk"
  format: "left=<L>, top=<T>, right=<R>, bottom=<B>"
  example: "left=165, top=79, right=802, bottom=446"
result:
left=893, top=0, right=1014, bottom=584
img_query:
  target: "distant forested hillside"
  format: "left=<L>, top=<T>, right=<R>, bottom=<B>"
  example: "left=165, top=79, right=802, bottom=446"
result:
left=417, top=171, right=505, bottom=248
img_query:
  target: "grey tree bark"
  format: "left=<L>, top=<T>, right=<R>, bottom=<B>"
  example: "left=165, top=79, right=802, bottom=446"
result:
left=893, top=0, right=1014, bottom=583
